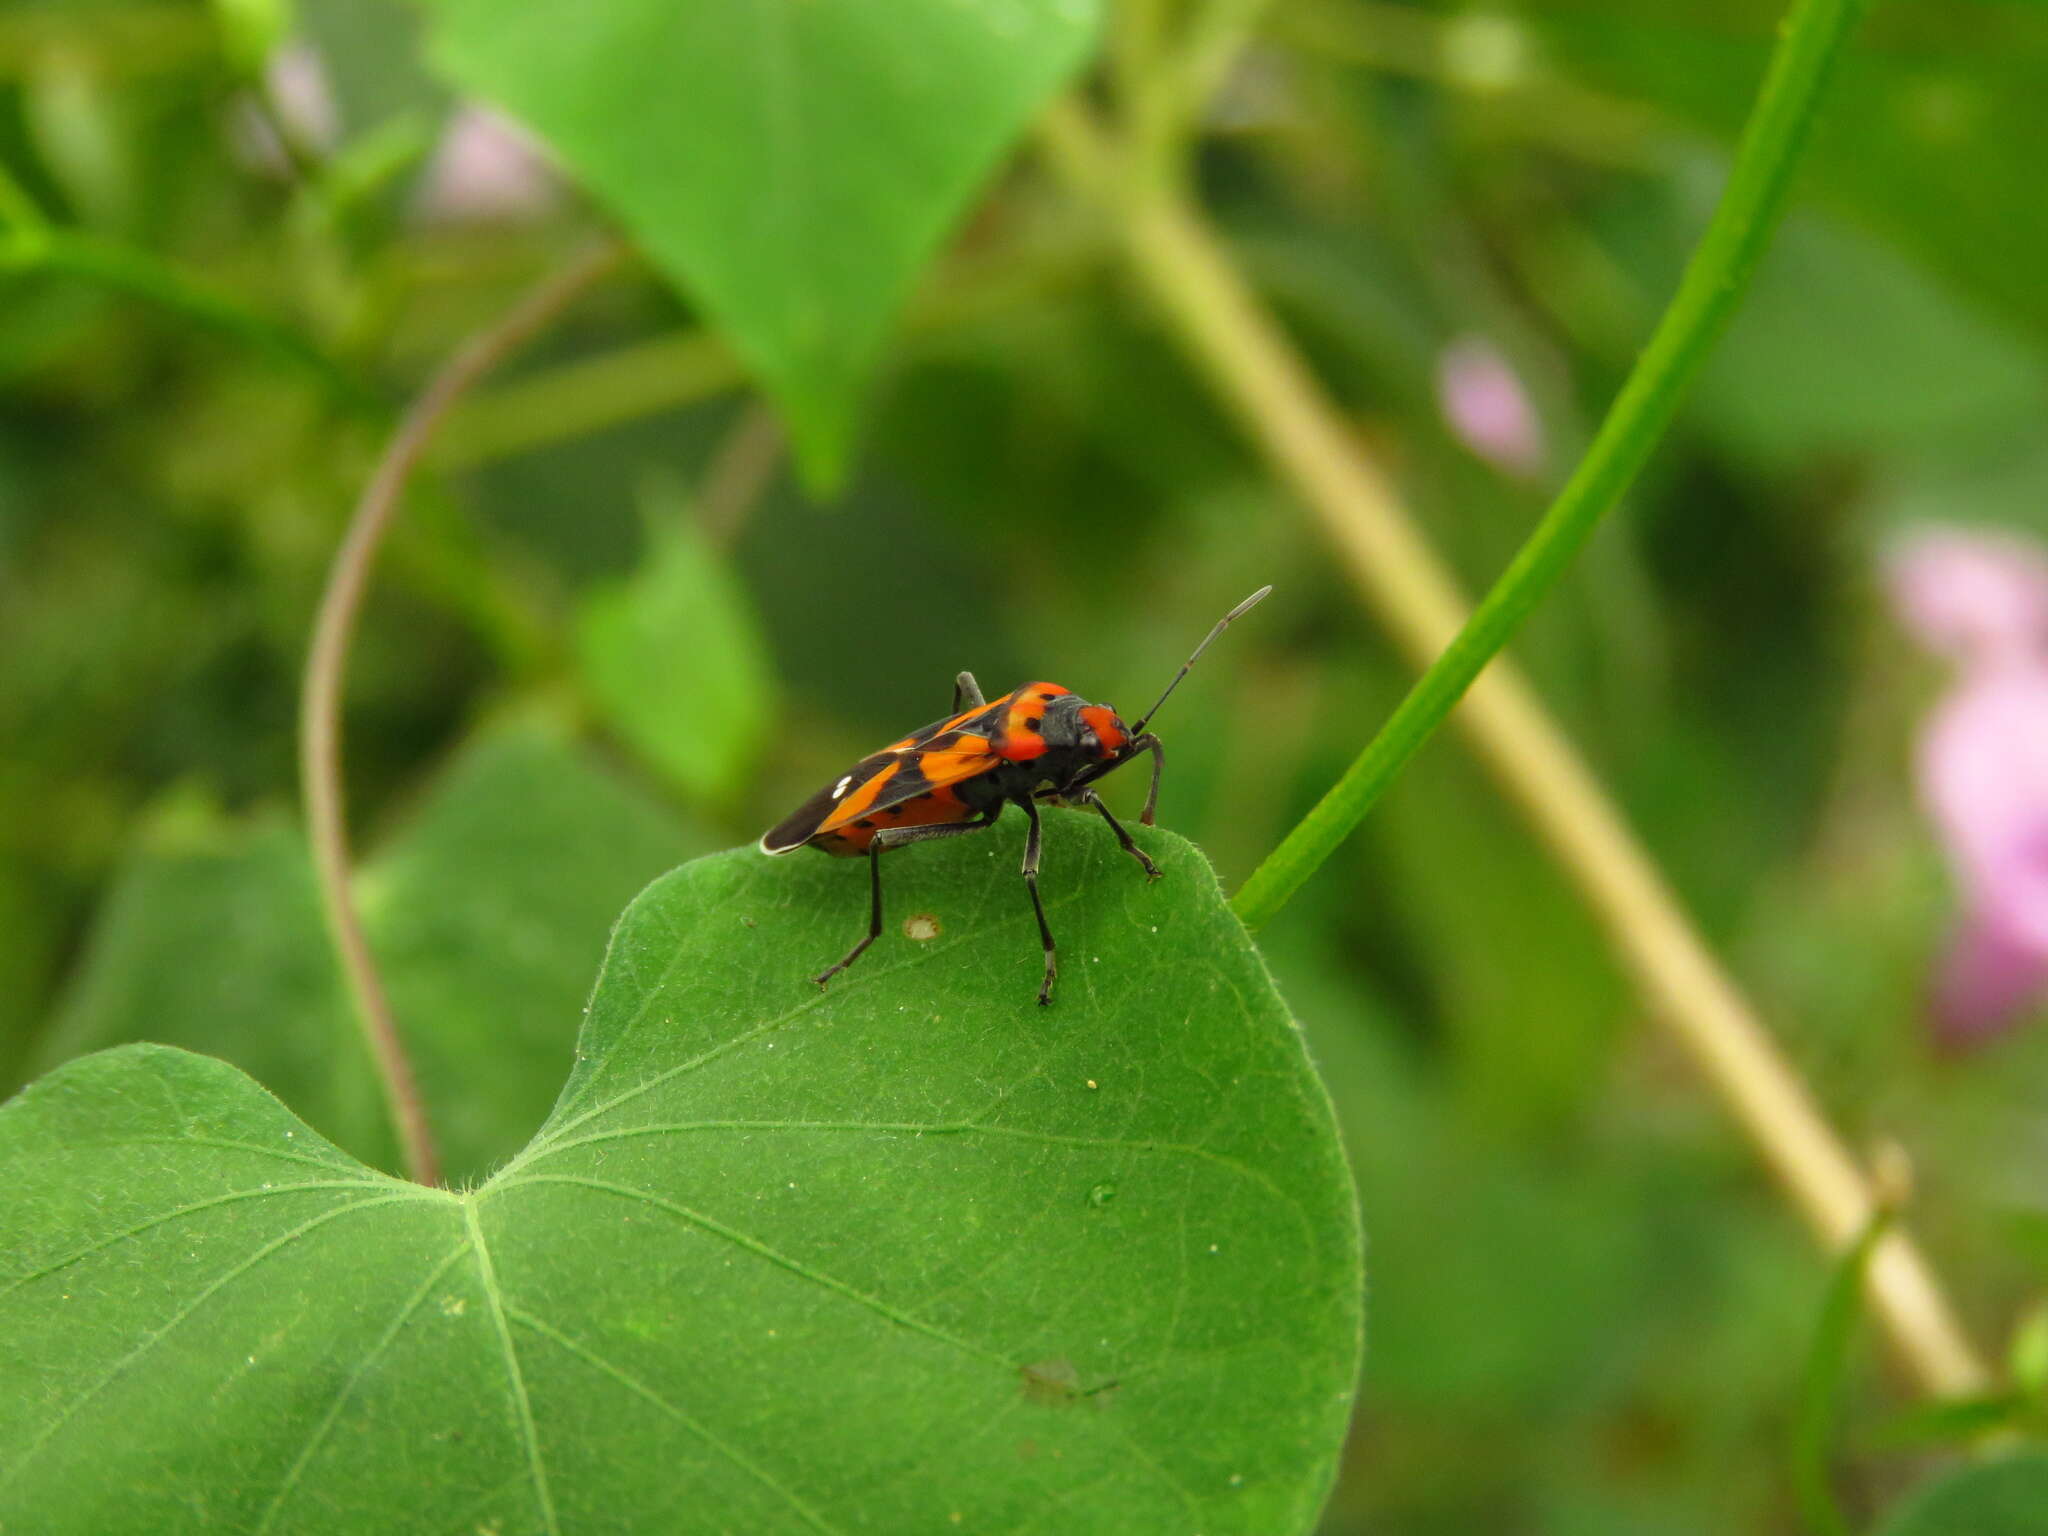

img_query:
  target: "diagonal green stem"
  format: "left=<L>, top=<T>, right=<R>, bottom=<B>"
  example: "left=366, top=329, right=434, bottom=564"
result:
left=1793, top=1205, right=1895, bottom=1536
left=1232, top=0, right=1871, bottom=929
left=0, top=227, right=365, bottom=400
left=0, top=156, right=365, bottom=404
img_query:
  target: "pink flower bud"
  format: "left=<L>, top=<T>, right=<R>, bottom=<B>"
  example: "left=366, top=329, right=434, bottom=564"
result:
left=1884, top=525, right=2048, bottom=671
left=413, top=106, right=558, bottom=225
left=1436, top=336, right=1545, bottom=479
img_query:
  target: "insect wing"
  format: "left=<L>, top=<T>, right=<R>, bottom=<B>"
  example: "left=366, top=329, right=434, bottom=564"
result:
left=759, top=694, right=1012, bottom=853
left=809, top=731, right=1000, bottom=837
left=759, top=748, right=902, bottom=853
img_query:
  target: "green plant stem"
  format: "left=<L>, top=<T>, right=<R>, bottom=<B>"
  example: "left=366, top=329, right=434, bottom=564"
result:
left=433, top=226, right=1106, bottom=469
left=0, top=225, right=363, bottom=398
left=1234, top=0, right=1868, bottom=926
left=434, top=330, right=740, bottom=469
left=1276, top=0, right=1662, bottom=170
left=0, top=151, right=365, bottom=403
left=697, top=400, right=785, bottom=548
left=300, top=239, right=626, bottom=1188
left=1038, top=0, right=1990, bottom=1399
left=1795, top=1205, right=1895, bottom=1536
left=1175, top=0, right=1277, bottom=125
left=0, top=6, right=210, bottom=80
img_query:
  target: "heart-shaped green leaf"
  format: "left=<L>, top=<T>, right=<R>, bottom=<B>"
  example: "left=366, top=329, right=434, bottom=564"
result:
left=423, top=0, right=1104, bottom=483
left=1, top=818, right=1361, bottom=1533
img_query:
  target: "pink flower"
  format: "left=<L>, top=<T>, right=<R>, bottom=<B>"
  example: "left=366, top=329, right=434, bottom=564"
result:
left=412, top=106, right=559, bottom=225
left=228, top=44, right=340, bottom=177
left=1436, top=336, right=1545, bottom=479
left=1885, top=525, right=2048, bottom=670
left=1888, top=526, right=2048, bottom=1044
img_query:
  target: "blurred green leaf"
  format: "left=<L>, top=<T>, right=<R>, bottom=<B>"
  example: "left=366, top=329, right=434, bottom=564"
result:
left=37, top=720, right=705, bottom=1181
left=28, top=809, right=379, bottom=1149
left=22, top=54, right=140, bottom=230
left=422, top=0, right=1104, bottom=482
left=1375, top=742, right=1623, bottom=1133
left=1524, top=0, right=2048, bottom=357
left=1693, top=214, right=2047, bottom=469
left=1, top=820, right=1360, bottom=1533
left=575, top=495, right=776, bottom=809
left=1876, top=1453, right=2048, bottom=1536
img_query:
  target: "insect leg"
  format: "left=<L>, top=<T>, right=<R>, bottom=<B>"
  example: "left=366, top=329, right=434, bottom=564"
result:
left=953, top=671, right=985, bottom=712
left=1131, top=734, right=1164, bottom=825
left=1076, top=788, right=1161, bottom=880
left=1018, top=796, right=1059, bottom=1005
left=812, top=813, right=998, bottom=990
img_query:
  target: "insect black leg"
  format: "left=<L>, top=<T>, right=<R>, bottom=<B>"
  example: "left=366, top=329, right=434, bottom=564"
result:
left=953, top=670, right=985, bottom=712
left=1018, top=795, right=1059, bottom=1005
left=812, top=813, right=999, bottom=990
left=1077, top=789, right=1161, bottom=880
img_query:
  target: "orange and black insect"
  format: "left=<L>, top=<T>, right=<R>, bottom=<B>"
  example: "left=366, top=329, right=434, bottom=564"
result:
left=760, top=587, right=1271, bottom=1004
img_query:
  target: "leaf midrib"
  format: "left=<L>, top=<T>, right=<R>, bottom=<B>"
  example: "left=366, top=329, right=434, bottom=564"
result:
left=463, top=1194, right=558, bottom=1536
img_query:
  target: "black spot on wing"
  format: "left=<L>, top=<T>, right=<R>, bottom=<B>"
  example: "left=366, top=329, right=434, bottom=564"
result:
left=875, top=754, right=935, bottom=805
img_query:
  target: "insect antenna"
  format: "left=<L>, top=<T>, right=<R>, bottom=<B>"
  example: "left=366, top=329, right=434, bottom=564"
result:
left=1128, top=585, right=1272, bottom=736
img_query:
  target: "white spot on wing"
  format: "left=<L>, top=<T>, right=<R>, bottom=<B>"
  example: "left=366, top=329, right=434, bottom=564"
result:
left=832, top=774, right=854, bottom=799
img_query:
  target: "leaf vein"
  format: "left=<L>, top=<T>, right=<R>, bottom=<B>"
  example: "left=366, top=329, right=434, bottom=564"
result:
left=0, top=1181, right=420, bottom=1301
left=0, top=1192, right=432, bottom=1491
left=494, top=1173, right=1009, bottom=1370
left=509, top=1118, right=1313, bottom=1243
left=461, top=1196, right=558, bottom=1536
left=509, top=885, right=1098, bottom=1171
left=506, top=1304, right=843, bottom=1536
left=255, top=1237, right=474, bottom=1534
left=4, top=1135, right=383, bottom=1175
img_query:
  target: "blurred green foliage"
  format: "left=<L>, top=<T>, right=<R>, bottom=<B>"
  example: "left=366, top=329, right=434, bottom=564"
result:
left=4, top=0, right=2048, bottom=1529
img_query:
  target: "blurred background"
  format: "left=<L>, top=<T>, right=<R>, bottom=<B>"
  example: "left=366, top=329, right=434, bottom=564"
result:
left=5, top=0, right=2048, bottom=1529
